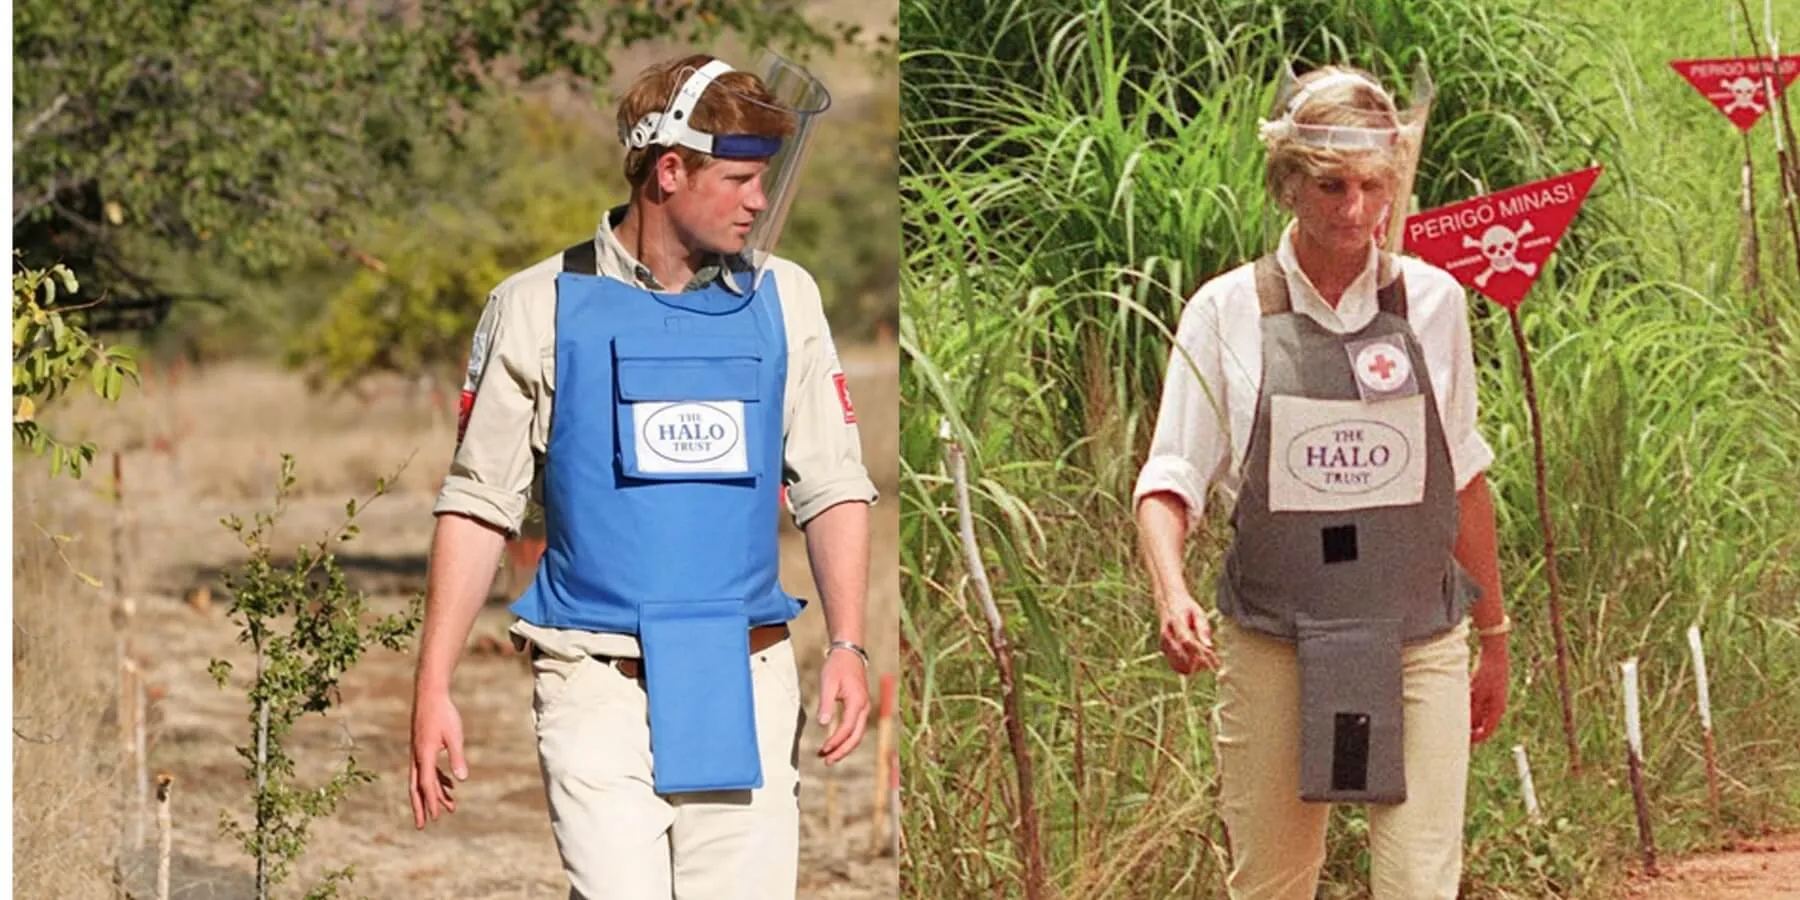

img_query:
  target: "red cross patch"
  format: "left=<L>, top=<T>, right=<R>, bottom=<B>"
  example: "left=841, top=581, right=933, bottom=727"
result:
left=1350, top=339, right=1414, bottom=396
left=456, top=389, right=476, bottom=446
left=832, top=371, right=856, bottom=424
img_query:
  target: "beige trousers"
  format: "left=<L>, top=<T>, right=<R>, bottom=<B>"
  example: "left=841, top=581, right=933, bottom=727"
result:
left=531, top=638, right=807, bottom=900
left=1213, top=616, right=1472, bottom=900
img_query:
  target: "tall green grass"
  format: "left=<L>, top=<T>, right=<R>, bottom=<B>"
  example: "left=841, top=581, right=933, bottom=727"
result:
left=899, top=1, right=1800, bottom=897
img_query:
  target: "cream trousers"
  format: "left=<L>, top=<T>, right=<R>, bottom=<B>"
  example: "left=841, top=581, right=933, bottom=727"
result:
left=530, top=638, right=807, bottom=900
left=1213, top=616, right=1472, bottom=900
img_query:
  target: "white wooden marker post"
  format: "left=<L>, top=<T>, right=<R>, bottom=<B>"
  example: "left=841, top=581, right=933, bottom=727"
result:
left=1512, top=744, right=1541, bottom=822
left=156, top=773, right=174, bottom=900
left=1621, top=658, right=1657, bottom=874
left=135, top=665, right=150, bottom=848
left=1687, top=625, right=1721, bottom=817
left=120, top=653, right=140, bottom=848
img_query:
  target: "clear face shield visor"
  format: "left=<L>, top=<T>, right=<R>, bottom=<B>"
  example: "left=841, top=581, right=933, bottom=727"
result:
left=1258, top=63, right=1435, bottom=251
left=620, top=51, right=831, bottom=290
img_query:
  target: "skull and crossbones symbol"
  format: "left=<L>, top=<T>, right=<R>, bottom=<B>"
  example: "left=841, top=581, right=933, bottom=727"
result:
left=1462, top=220, right=1537, bottom=288
left=1721, top=77, right=1765, bottom=114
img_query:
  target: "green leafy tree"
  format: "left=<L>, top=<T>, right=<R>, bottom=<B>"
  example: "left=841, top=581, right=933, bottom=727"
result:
left=294, top=64, right=900, bottom=389
left=207, top=456, right=423, bottom=900
left=12, top=0, right=852, bottom=317
left=11, top=251, right=138, bottom=478
left=291, top=97, right=623, bottom=388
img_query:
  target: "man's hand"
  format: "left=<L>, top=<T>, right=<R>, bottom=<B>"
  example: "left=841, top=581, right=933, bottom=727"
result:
left=408, top=513, right=506, bottom=830
left=409, top=689, right=467, bottom=829
left=815, top=648, right=870, bottom=765
left=1470, top=639, right=1509, bottom=744
left=1158, top=591, right=1219, bottom=675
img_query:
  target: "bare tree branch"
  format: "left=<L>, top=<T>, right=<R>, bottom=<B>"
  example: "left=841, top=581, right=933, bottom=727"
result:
left=14, top=93, right=70, bottom=151
left=14, top=180, right=58, bottom=226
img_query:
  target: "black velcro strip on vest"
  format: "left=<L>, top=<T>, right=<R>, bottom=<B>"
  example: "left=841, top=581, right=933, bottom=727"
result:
left=1332, top=712, right=1371, bottom=792
left=1321, top=524, right=1358, bottom=564
left=562, top=240, right=598, bottom=276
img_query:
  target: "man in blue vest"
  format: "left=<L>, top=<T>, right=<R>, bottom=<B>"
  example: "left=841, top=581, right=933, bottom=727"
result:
left=406, top=52, right=878, bottom=899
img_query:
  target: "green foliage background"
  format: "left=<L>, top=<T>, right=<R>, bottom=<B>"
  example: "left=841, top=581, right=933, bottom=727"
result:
left=899, top=0, right=1800, bottom=897
left=12, top=0, right=897, bottom=390
left=11, top=254, right=138, bottom=478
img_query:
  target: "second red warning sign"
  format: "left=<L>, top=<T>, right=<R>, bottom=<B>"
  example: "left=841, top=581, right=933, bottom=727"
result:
left=1402, top=166, right=1603, bottom=310
left=1669, top=55, right=1800, bottom=133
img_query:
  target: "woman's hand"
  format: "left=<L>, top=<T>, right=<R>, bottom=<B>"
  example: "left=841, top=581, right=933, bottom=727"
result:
left=1469, top=637, right=1509, bottom=744
left=1157, top=592, right=1219, bottom=675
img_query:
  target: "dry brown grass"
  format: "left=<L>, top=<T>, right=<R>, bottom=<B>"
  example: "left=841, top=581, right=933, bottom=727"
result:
left=17, top=339, right=900, bottom=899
left=63, top=360, right=457, bottom=505
left=11, top=483, right=127, bottom=900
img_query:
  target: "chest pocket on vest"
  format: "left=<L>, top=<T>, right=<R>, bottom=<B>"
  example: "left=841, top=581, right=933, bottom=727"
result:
left=612, top=333, right=764, bottom=483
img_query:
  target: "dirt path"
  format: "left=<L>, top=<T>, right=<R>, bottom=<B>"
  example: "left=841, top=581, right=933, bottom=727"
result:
left=116, top=515, right=898, bottom=899
left=24, top=346, right=899, bottom=899
left=1618, top=834, right=1800, bottom=900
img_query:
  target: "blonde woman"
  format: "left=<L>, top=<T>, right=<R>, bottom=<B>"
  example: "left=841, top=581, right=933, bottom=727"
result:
left=1133, top=65, right=1510, bottom=899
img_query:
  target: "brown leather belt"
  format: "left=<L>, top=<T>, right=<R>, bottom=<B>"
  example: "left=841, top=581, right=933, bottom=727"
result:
left=531, top=624, right=788, bottom=680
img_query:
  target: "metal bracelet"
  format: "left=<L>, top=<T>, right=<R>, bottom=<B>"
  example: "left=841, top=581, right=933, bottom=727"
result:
left=828, top=640, right=870, bottom=666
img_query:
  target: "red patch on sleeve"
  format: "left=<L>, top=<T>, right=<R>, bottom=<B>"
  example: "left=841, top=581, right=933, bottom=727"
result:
left=456, top=389, right=475, bottom=445
left=832, top=371, right=856, bottom=424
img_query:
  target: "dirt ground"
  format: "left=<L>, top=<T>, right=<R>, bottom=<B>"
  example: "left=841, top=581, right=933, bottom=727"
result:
left=15, top=342, right=899, bottom=899
left=1616, top=834, right=1800, bottom=900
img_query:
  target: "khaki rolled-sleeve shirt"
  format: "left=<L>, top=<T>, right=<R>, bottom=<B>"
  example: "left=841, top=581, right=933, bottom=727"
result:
left=435, top=205, right=879, bottom=657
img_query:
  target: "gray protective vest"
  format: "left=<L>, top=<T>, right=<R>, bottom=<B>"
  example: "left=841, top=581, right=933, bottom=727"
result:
left=1216, top=253, right=1478, bottom=804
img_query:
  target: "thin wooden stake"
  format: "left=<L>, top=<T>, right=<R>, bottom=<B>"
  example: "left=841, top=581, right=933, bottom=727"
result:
left=155, top=773, right=174, bottom=900
left=134, top=663, right=149, bottom=849
left=112, top=451, right=126, bottom=597
left=1735, top=0, right=1800, bottom=284
left=1621, top=658, right=1658, bottom=875
left=1767, top=2, right=1800, bottom=192
left=1508, top=307, right=1581, bottom=773
left=871, top=673, right=896, bottom=855
left=889, top=740, right=901, bottom=860
left=944, top=419, right=1047, bottom=900
left=1687, top=625, right=1722, bottom=818
left=117, top=601, right=137, bottom=853
left=1513, top=744, right=1542, bottom=823
left=1741, top=131, right=1765, bottom=306
left=254, top=668, right=271, bottom=900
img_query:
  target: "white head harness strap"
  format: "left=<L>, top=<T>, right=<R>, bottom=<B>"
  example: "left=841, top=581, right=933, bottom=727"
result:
left=1257, top=70, right=1408, bottom=151
left=622, top=60, right=784, bottom=159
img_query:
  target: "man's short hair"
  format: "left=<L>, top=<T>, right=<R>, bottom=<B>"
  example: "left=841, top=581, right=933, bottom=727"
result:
left=618, top=54, right=798, bottom=186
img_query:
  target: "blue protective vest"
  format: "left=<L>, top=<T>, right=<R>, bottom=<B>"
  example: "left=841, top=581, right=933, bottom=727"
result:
left=510, top=244, right=801, bottom=794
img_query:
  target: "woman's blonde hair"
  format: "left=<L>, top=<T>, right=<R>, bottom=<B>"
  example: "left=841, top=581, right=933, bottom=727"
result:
left=1261, top=66, right=1410, bottom=210
left=617, top=54, right=797, bottom=186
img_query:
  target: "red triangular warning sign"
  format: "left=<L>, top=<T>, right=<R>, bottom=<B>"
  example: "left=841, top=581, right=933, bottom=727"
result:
left=1402, top=166, right=1603, bottom=311
left=1670, top=56, right=1800, bottom=133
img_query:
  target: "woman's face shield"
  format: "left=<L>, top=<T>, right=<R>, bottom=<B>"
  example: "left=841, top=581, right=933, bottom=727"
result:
left=621, top=52, right=831, bottom=287
left=1260, top=64, right=1435, bottom=250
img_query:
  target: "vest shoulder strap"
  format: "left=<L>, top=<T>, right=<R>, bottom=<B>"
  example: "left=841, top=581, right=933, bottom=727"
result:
left=1252, top=254, right=1290, bottom=316
left=1253, top=251, right=1409, bottom=318
left=1375, top=252, right=1409, bottom=319
left=561, top=240, right=598, bottom=276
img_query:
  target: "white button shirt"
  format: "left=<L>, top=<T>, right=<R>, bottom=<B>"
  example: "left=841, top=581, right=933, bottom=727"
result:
left=1133, top=222, right=1494, bottom=528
